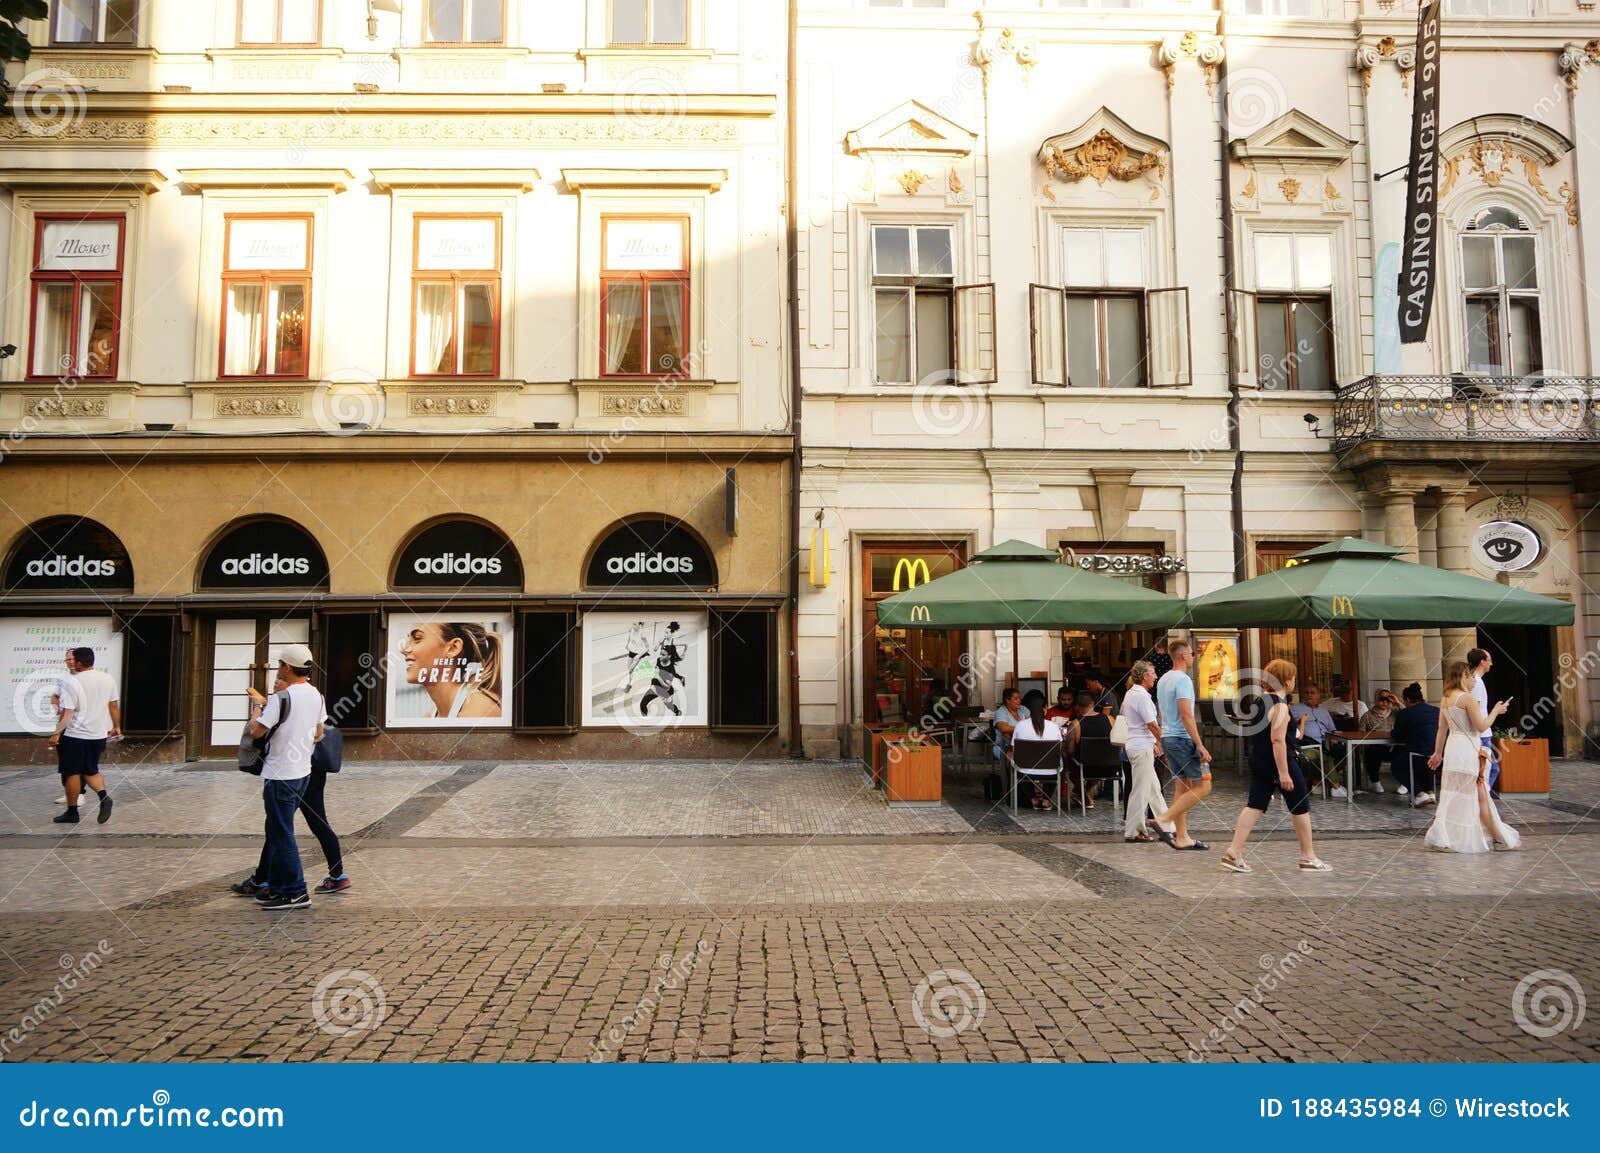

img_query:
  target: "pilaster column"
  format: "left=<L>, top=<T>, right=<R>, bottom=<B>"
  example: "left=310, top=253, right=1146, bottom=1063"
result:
left=1576, top=489, right=1600, bottom=756
left=1382, top=486, right=1427, bottom=693
left=1434, top=487, right=1477, bottom=669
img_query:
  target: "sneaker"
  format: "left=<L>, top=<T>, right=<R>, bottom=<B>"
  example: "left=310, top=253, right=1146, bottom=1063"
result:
left=254, top=890, right=278, bottom=903
left=1412, top=792, right=1436, bottom=808
left=52, top=808, right=80, bottom=824
left=1331, top=786, right=1348, bottom=798
left=1397, top=785, right=1409, bottom=797
left=259, top=893, right=311, bottom=912
left=231, top=876, right=269, bottom=897
left=314, top=875, right=352, bottom=894
left=96, top=795, right=112, bottom=824
left=1372, top=781, right=1385, bottom=794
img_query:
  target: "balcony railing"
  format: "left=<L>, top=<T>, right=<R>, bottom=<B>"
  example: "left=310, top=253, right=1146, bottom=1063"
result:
left=1331, top=375, right=1600, bottom=449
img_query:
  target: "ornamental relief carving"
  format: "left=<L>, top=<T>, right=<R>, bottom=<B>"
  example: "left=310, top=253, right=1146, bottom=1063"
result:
left=0, top=114, right=741, bottom=148
left=1041, top=129, right=1166, bottom=188
left=27, top=395, right=108, bottom=418
left=1439, top=138, right=1564, bottom=216
left=214, top=393, right=303, bottom=417
left=409, top=394, right=496, bottom=416
left=601, top=394, right=685, bottom=416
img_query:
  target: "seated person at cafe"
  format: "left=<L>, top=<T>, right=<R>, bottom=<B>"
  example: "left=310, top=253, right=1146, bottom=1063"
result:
left=1386, top=682, right=1439, bottom=806
left=1044, top=685, right=1076, bottom=723
left=1013, top=690, right=1064, bottom=810
left=1325, top=676, right=1368, bottom=729
left=1290, top=683, right=1341, bottom=794
left=1065, top=690, right=1112, bottom=808
left=992, top=687, right=1027, bottom=764
left=1354, top=688, right=1401, bottom=793
left=1084, top=670, right=1120, bottom=715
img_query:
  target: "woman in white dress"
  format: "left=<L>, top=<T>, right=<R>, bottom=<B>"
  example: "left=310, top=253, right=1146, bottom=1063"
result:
left=1424, top=661, right=1520, bottom=853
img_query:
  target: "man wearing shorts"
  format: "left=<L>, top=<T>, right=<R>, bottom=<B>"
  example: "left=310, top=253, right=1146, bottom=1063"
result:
left=1150, top=639, right=1210, bottom=850
left=48, top=647, right=118, bottom=825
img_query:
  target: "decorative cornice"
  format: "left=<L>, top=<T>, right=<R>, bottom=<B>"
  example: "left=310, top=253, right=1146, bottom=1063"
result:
left=0, top=167, right=165, bottom=193
left=371, top=168, right=540, bottom=191
left=1230, top=109, right=1354, bottom=175
left=562, top=168, right=728, bottom=192
left=213, top=392, right=304, bottom=417
left=179, top=167, right=355, bottom=192
left=24, top=394, right=109, bottom=419
left=409, top=393, right=498, bottom=416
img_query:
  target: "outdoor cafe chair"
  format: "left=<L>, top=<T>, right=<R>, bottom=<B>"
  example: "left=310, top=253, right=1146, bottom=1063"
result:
left=1009, top=738, right=1065, bottom=815
left=1071, top=734, right=1124, bottom=818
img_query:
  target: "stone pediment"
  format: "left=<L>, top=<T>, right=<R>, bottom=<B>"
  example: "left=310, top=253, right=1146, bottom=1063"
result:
left=1229, top=110, right=1353, bottom=173
left=844, top=100, right=977, bottom=159
left=1037, top=107, right=1167, bottom=188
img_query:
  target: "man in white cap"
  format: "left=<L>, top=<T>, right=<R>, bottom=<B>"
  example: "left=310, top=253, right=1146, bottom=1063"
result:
left=246, top=643, right=324, bottom=911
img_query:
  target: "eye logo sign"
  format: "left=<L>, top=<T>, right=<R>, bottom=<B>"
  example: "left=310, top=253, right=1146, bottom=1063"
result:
left=1472, top=520, right=1540, bottom=572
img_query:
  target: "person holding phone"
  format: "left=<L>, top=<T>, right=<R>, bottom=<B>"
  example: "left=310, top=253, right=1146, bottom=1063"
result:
left=1466, top=648, right=1508, bottom=795
left=242, top=645, right=325, bottom=911
left=1425, top=660, right=1519, bottom=853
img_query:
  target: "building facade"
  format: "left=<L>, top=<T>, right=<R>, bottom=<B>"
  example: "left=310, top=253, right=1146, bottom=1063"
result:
left=794, top=0, right=1600, bottom=759
left=0, top=0, right=792, bottom=761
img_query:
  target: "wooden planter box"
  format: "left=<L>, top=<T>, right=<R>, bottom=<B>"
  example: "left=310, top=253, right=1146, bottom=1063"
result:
left=1494, top=737, right=1550, bottom=794
left=884, top=741, right=942, bottom=804
left=869, top=728, right=915, bottom=786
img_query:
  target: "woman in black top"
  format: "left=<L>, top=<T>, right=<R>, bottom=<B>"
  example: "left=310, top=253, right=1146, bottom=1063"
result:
left=1219, top=659, right=1330, bottom=874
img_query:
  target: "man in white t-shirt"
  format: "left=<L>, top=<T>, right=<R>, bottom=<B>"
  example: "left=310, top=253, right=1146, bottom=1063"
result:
left=1121, top=660, right=1174, bottom=842
left=51, top=650, right=81, bottom=811
left=48, top=647, right=119, bottom=825
left=247, top=644, right=325, bottom=911
left=1467, top=647, right=1507, bottom=794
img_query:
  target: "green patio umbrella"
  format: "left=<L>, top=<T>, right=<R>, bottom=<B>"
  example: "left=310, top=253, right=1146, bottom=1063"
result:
left=1182, top=537, right=1574, bottom=630
left=876, top=539, right=1184, bottom=682
left=876, top=539, right=1184, bottom=631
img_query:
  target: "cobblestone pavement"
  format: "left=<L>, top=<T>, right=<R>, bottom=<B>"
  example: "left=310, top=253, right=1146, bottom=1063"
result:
left=1, top=759, right=1596, bottom=1063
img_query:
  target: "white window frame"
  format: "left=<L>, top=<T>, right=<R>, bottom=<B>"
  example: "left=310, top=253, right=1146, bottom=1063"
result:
left=1234, top=219, right=1354, bottom=392
left=1458, top=206, right=1544, bottom=378
left=51, top=0, right=137, bottom=45
left=607, top=0, right=690, bottom=46
left=422, top=0, right=505, bottom=44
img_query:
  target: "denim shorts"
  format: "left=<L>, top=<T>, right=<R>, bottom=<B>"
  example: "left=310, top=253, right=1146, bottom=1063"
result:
left=1161, top=736, right=1209, bottom=781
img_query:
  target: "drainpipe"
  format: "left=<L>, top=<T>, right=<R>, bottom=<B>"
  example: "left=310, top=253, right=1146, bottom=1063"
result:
left=1217, top=7, right=1246, bottom=584
left=785, top=0, right=805, bottom=756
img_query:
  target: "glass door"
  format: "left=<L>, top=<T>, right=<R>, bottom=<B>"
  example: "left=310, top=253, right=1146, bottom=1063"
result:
left=205, top=616, right=310, bottom=754
left=861, top=541, right=967, bottom=724
left=1255, top=543, right=1356, bottom=695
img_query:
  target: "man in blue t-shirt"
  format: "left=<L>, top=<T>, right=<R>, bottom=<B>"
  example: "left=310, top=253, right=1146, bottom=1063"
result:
left=1150, top=639, right=1212, bottom=850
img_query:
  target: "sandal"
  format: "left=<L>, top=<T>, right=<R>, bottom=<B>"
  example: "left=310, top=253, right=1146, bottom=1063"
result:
left=1298, top=859, right=1332, bottom=872
left=1171, top=840, right=1209, bottom=851
left=1150, top=823, right=1176, bottom=846
left=1220, top=853, right=1251, bottom=874
left=1124, top=832, right=1158, bottom=843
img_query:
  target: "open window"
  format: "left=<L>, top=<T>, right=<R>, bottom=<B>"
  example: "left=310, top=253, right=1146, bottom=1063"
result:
left=1228, top=288, right=1259, bottom=389
left=871, top=223, right=992, bottom=386
left=1028, top=226, right=1189, bottom=388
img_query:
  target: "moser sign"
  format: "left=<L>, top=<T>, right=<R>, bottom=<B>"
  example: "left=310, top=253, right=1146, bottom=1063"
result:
left=1473, top=520, right=1541, bottom=572
left=3, top=518, right=133, bottom=592
left=1398, top=0, right=1442, bottom=344
left=394, top=520, right=522, bottom=588
left=586, top=520, right=715, bottom=588
left=200, top=520, right=329, bottom=589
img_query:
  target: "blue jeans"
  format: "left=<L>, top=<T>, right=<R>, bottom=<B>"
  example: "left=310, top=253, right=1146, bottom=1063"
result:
left=263, top=776, right=310, bottom=898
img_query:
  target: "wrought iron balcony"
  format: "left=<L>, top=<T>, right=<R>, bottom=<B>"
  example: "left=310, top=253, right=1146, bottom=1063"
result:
left=1332, top=375, right=1600, bottom=449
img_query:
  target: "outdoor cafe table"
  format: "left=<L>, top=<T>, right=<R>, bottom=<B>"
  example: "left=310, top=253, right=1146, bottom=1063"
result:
left=1324, top=732, right=1398, bottom=804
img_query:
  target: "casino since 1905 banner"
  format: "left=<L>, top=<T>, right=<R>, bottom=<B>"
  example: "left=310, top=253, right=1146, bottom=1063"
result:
left=1398, top=0, right=1442, bottom=344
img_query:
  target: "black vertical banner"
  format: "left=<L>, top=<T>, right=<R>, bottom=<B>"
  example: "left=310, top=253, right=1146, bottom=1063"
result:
left=1399, top=0, right=1443, bottom=343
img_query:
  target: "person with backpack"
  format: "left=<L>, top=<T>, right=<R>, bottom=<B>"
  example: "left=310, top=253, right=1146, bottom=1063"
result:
left=240, top=645, right=326, bottom=911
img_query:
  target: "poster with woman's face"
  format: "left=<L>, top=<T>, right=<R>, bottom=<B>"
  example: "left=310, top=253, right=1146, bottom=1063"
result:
left=582, top=611, right=707, bottom=729
left=385, top=613, right=513, bottom=728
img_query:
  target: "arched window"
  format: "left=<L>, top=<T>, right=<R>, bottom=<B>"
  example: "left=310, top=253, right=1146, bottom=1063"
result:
left=1460, top=206, right=1541, bottom=376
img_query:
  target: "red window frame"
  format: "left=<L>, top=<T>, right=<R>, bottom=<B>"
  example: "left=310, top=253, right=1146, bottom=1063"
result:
left=219, top=213, right=314, bottom=380
left=27, top=213, right=126, bottom=381
left=410, top=213, right=502, bottom=379
left=599, top=214, right=690, bottom=380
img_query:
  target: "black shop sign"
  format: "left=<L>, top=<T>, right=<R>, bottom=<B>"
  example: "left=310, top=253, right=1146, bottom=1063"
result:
left=200, top=519, right=330, bottom=590
left=393, top=519, right=523, bottom=589
left=586, top=519, right=716, bottom=588
left=3, top=517, right=134, bottom=592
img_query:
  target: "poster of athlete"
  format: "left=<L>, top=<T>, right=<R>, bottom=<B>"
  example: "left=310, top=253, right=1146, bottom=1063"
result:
left=582, top=610, right=707, bottom=728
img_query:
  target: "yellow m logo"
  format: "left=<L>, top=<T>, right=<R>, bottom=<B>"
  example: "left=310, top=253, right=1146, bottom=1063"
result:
left=1330, top=595, right=1355, bottom=618
left=892, top=557, right=933, bottom=591
left=909, top=604, right=932, bottom=623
